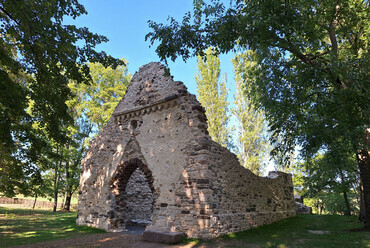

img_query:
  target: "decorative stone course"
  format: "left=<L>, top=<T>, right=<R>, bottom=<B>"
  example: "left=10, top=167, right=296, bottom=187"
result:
left=113, top=95, right=179, bottom=124
left=76, top=62, right=296, bottom=239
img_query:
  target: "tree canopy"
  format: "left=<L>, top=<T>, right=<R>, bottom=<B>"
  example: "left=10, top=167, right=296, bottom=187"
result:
left=195, top=47, right=229, bottom=147
left=68, top=60, right=131, bottom=133
left=0, top=0, right=123, bottom=196
left=300, top=147, right=359, bottom=216
left=146, top=0, right=370, bottom=226
left=232, top=50, right=267, bottom=175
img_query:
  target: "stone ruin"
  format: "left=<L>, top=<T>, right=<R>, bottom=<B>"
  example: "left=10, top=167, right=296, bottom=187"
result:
left=295, top=195, right=312, bottom=214
left=76, top=62, right=296, bottom=240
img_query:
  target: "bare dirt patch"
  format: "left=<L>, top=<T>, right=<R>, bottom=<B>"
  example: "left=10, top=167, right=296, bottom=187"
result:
left=307, top=230, right=330, bottom=234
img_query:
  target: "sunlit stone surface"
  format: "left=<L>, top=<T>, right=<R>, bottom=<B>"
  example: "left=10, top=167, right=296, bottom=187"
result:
left=76, top=62, right=296, bottom=239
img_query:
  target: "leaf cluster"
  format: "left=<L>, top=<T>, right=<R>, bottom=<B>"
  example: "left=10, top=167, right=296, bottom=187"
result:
left=0, top=0, right=123, bottom=196
left=195, top=47, right=229, bottom=147
left=232, top=50, right=268, bottom=175
left=146, top=0, right=369, bottom=159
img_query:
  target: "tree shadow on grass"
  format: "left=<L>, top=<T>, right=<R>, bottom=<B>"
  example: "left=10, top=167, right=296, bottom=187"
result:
left=0, top=207, right=105, bottom=247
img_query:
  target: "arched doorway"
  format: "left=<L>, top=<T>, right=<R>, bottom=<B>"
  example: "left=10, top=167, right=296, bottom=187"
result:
left=110, top=158, right=155, bottom=233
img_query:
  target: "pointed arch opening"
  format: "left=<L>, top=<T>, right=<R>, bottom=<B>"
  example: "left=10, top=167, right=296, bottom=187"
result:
left=110, top=158, right=155, bottom=232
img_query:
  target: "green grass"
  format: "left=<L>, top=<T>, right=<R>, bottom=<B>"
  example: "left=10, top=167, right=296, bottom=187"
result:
left=184, top=215, right=370, bottom=248
left=0, top=207, right=105, bottom=248
left=1, top=207, right=369, bottom=248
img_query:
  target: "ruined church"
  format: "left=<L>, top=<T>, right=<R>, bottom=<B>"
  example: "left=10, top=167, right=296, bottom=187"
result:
left=76, top=62, right=296, bottom=239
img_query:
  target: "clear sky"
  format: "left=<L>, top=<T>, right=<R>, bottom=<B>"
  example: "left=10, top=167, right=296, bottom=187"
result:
left=67, top=0, right=236, bottom=96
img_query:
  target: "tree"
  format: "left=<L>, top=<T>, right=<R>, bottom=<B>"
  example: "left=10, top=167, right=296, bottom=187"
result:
left=195, top=47, right=229, bottom=147
left=23, top=60, right=131, bottom=212
left=0, top=0, right=123, bottom=196
left=60, top=131, right=84, bottom=212
left=68, top=61, right=131, bottom=134
left=60, top=61, right=131, bottom=211
left=304, top=152, right=358, bottom=215
left=146, top=0, right=369, bottom=227
left=232, top=51, right=267, bottom=175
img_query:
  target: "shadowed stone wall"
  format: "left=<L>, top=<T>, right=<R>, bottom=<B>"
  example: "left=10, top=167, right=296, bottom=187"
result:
left=122, top=168, right=154, bottom=226
left=76, top=62, right=296, bottom=239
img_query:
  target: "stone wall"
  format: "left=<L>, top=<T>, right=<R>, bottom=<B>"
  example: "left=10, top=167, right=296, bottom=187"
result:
left=121, top=168, right=154, bottom=226
left=168, top=137, right=296, bottom=239
left=76, top=62, right=296, bottom=239
left=0, top=197, right=77, bottom=210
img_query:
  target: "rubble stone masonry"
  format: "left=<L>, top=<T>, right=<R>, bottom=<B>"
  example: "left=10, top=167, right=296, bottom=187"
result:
left=76, top=62, right=296, bottom=239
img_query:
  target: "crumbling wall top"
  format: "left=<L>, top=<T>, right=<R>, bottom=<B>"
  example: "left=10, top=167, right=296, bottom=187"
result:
left=113, top=62, right=188, bottom=115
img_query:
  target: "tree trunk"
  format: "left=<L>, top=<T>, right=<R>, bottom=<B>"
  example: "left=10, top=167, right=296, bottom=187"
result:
left=32, top=192, right=38, bottom=210
left=64, top=193, right=72, bottom=211
left=359, top=184, right=366, bottom=222
left=61, top=192, right=66, bottom=209
left=356, top=129, right=370, bottom=228
left=339, top=170, right=351, bottom=215
left=343, top=191, right=351, bottom=216
left=319, top=202, right=324, bottom=215
left=352, top=180, right=361, bottom=217
left=53, top=148, right=62, bottom=213
left=63, top=154, right=72, bottom=211
left=53, top=176, right=58, bottom=212
left=357, top=148, right=370, bottom=227
left=53, top=192, right=58, bottom=212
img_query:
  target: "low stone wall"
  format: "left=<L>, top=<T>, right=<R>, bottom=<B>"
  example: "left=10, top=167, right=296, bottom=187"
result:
left=0, top=197, right=77, bottom=210
left=168, top=138, right=296, bottom=239
left=210, top=144, right=296, bottom=237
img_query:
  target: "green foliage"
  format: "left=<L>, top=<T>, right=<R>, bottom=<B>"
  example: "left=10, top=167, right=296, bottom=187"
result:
left=304, top=190, right=360, bottom=216
left=232, top=51, right=267, bottom=175
left=0, top=0, right=123, bottom=197
left=304, top=152, right=357, bottom=194
left=40, top=61, right=131, bottom=209
left=195, top=47, right=229, bottom=147
left=68, top=60, right=131, bottom=134
left=296, top=145, right=360, bottom=215
left=146, top=0, right=369, bottom=223
left=1, top=59, right=131, bottom=208
left=146, top=0, right=369, bottom=155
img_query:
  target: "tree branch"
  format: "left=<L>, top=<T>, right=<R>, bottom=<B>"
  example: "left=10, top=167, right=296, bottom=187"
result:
left=0, top=6, right=20, bottom=26
left=309, top=50, right=329, bottom=61
left=328, top=26, right=338, bottom=57
left=328, top=2, right=341, bottom=57
left=270, top=32, right=317, bottom=65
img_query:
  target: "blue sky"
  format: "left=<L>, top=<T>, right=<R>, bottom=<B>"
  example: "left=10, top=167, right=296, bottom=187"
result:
left=66, top=0, right=236, bottom=96
left=66, top=0, right=278, bottom=173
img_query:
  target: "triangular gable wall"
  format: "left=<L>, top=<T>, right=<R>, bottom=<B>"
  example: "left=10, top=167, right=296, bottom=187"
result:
left=77, top=62, right=296, bottom=239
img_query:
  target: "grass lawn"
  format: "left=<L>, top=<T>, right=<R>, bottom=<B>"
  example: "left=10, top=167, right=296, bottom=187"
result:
left=185, top=215, right=370, bottom=248
left=0, top=207, right=369, bottom=248
left=0, top=206, right=105, bottom=248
